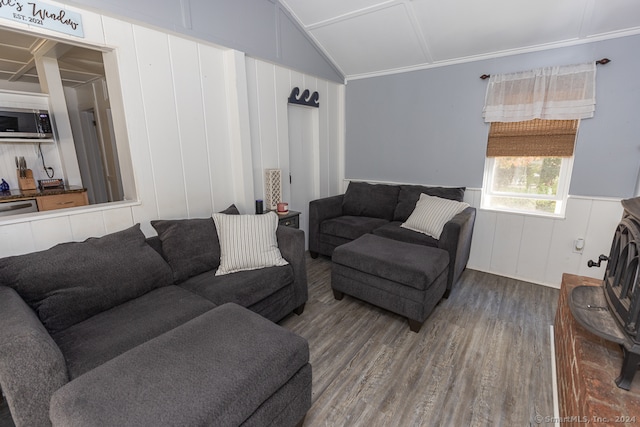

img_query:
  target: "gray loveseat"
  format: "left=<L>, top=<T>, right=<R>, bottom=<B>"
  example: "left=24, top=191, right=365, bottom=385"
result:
left=309, top=181, right=476, bottom=295
left=0, top=207, right=310, bottom=427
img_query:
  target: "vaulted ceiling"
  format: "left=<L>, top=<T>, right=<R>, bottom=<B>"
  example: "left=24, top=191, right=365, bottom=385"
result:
left=1, top=1, right=640, bottom=86
left=280, top=0, right=640, bottom=80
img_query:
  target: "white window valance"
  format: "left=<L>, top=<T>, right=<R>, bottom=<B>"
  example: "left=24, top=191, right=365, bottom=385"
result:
left=482, top=62, right=596, bottom=123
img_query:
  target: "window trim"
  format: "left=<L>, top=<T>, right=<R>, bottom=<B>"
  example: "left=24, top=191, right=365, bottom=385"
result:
left=481, top=155, right=574, bottom=218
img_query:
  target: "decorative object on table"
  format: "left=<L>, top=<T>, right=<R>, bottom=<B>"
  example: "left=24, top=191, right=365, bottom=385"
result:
left=255, top=199, right=264, bottom=214
left=0, top=179, right=9, bottom=192
left=264, top=168, right=282, bottom=211
left=15, top=156, right=36, bottom=191
left=277, top=202, right=289, bottom=214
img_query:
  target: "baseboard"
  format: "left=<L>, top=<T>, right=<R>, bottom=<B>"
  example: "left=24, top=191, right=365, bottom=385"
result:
left=550, top=325, right=560, bottom=427
left=466, top=267, right=561, bottom=289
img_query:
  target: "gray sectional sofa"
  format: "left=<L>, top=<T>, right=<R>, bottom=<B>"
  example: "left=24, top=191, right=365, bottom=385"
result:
left=309, top=181, right=476, bottom=294
left=0, top=207, right=310, bottom=427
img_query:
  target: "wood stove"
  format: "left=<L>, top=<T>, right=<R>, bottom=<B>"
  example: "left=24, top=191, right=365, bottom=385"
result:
left=569, top=197, right=640, bottom=390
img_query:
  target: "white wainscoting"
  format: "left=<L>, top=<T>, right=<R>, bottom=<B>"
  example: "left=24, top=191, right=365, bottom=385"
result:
left=0, top=10, right=345, bottom=258
left=464, top=188, right=622, bottom=288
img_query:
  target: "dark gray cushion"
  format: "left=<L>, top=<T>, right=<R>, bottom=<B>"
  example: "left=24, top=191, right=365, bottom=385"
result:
left=0, top=224, right=174, bottom=334
left=52, top=286, right=216, bottom=379
left=178, top=265, right=294, bottom=308
left=372, top=221, right=439, bottom=247
left=246, top=283, right=295, bottom=323
left=49, top=303, right=310, bottom=427
left=320, top=215, right=389, bottom=240
left=151, top=204, right=239, bottom=282
left=332, top=234, right=449, bottom=291
left=0, top=286, right=69, bottom=427
left=394, top=185, right=466, bottom=222
left=342, top=181, right=400, bottom=220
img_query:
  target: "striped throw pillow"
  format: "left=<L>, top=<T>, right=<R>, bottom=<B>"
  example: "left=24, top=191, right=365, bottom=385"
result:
left=401, top=193, right=469, bottom=239
left=212, top=211, right=289, bottom=276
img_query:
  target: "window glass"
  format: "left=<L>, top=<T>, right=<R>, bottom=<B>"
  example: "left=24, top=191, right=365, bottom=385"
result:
left=482, top=120, right=576, bottom=217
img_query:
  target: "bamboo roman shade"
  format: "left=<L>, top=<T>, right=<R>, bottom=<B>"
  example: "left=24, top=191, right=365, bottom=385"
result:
left=486, top=119, right=578, bottom=157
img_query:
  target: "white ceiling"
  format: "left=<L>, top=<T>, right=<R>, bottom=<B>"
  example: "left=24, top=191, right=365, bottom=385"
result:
left=0, top=27, right=105, bottom=88
left=280, top=0, right=640, bottom=80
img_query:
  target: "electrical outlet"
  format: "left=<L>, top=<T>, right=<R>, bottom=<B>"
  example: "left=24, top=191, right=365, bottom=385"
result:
left=573, top=238, right=585, bottom=253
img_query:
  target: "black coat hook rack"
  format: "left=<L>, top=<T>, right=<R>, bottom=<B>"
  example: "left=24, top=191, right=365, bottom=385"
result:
left=288, top=87, right=319, bottom=108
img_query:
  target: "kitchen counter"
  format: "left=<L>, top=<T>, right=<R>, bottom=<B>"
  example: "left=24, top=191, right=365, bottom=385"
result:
left=0, top=186, right=87, bottom=202
left=0, top=186, right=89, bottom=212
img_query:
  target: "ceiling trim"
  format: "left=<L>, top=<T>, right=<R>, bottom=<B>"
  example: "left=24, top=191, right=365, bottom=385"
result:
left=302, top=1, right=397, bottom=31
left=277, top=0, right=347, bottom=81
left=345, top=27, right=640, bottom=82
left=401, top=0, right=432, bottom=63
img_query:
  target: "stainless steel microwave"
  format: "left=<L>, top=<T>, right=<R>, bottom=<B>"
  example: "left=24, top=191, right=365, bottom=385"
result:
left=0, top=108, right=53, bottom=139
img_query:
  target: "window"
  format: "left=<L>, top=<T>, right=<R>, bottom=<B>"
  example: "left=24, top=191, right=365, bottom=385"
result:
left=481, top=119, right=578, bottom=217
left=0, top=26, right=134, bottom=217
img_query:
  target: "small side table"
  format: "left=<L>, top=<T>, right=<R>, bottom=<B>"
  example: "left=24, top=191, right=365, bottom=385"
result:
left=275, top=210, right=300, bottom=229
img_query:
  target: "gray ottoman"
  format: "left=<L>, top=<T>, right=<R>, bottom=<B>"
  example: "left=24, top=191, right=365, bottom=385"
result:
left=50, top=303, right=311, bottom=427
left=332, top=234, right=449, bottom=332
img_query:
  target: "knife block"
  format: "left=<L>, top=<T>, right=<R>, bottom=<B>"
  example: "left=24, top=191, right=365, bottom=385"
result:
left=17, top=169, right=37, bottom=191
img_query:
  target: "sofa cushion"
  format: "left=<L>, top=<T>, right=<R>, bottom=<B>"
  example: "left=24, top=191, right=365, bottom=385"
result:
left=332, top=234, right=449, bottom=291
left=320, top=215, right=389, bottom=241
left=178, top=265, right=294, bottom=309
left=0, top=224, right=174, bottom=334
left=151, top=204, right=239, bottom=282
left=372, top=222, right=439, bottom=247
left=212, top=212, right=288, bottom=276
left=246, top=283, right=296, bottom=323
left=394, top=185, right=466, bottom=222
left=52, top=286, right=216, bottom=379
left=342, top=181, right=400, bottom=220
left=49, top=303, right=310, bottom=427
left=401, top=194, right=470, bottom=239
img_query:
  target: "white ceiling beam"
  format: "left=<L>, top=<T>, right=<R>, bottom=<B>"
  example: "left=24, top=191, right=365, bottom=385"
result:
left=8, top=58, right=35, bottom=82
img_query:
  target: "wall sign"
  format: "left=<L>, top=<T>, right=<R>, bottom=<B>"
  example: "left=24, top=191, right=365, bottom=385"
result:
left=0, top=0, right=84, bottom=38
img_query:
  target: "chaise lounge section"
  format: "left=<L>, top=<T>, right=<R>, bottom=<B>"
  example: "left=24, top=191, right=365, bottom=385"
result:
left=50, top=303, right=312, bottom=427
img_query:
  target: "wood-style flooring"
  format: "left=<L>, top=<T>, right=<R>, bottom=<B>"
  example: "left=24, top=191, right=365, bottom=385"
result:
left=0, top=254, right=559, bottom=427
left=279, top=255, right=559, bottom=427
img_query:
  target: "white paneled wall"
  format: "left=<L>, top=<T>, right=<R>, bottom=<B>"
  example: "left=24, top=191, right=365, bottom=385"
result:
left=464, top=189, right=623, bottom=288
left=245, top=57, right=345, bottom=203
left=0, top=7, right=345, bottom=258
left=245, top=57, right=345, bottom=245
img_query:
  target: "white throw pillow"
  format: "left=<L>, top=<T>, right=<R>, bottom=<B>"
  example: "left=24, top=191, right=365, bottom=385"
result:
left=212, top=211, right=288, bottom=276
left=401, top=193, right=470, bottom=239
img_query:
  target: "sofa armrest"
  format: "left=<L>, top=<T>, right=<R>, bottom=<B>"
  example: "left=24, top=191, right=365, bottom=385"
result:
left=277, top=226, right=308, bottom=310
left=308, top=194, right=345, bottom=254
left=0, top=286, right=69, bottom=427
left=438, top=207, right=476, bottom=292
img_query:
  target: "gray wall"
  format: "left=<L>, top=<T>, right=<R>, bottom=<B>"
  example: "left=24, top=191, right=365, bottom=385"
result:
left=345, top=34, right=640, bottom=198
left=63, top=0, right=343, bottom=83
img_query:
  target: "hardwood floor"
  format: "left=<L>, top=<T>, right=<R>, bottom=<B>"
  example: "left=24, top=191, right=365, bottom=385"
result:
left=0, top=254, right=559, bottom=427
left=279, top=254, right=559, bottom=427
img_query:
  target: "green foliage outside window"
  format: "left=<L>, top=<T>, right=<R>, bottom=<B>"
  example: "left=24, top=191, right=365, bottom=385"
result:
left=490, top=156, right=562, bottom=214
